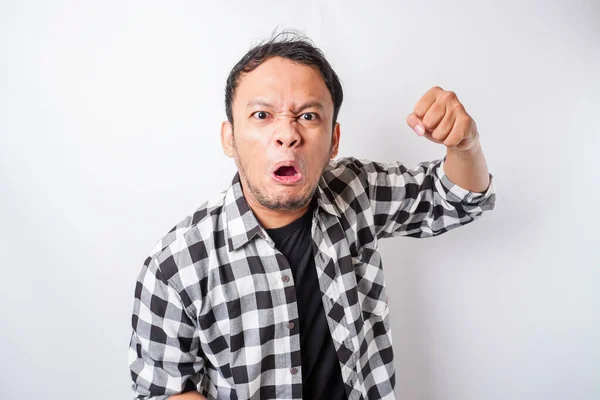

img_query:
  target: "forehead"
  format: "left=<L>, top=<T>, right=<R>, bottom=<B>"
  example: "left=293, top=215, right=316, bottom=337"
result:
left=234, top=56, right=333, bottom=109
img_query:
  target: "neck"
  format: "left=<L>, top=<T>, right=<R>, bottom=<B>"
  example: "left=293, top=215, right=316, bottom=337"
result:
left=245, top=197, right=311, bottom=229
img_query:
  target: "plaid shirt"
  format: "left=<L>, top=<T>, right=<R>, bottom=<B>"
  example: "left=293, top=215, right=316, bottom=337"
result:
left=128, top=155, right=496, bottom=400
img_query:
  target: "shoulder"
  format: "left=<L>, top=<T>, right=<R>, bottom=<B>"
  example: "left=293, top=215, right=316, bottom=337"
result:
left=321, top=156, right=388, bottom=195
left=145, top=190, right=227, bottom=281
left=322, top=156, right=363, bottom=184
left=322, top=156, right=391, bottom=182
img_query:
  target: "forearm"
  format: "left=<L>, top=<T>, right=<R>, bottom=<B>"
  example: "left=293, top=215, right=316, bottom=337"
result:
left=443, top=138, right=490, bottom=193
left=169, top=392, right=206, bottom=400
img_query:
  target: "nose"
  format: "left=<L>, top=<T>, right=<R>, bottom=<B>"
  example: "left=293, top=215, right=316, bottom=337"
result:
left=273, top=120, right=302, bottom=149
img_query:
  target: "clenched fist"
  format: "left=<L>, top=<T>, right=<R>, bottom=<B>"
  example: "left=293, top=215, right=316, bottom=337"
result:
left=406, top=86, right=480, bottom=153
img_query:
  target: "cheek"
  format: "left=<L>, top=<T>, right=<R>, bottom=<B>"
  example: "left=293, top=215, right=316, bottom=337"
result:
left=315, top=136, right=333, bottom=157
left=237, top=141, right=268, bottom=177
left=239, top=130, right=271, bottom=155
left=306, top=154, right=329, bottom=180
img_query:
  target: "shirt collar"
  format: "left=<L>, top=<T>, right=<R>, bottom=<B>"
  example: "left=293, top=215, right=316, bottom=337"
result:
left=224, top=171, right=340, bottom=252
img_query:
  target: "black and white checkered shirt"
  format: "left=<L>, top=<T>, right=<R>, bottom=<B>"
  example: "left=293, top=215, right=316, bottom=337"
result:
left=128, top=155, right=496, bottom=400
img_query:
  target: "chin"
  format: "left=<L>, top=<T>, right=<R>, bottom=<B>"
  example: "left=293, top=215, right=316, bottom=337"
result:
left=262, top=187, right=315, bottom=211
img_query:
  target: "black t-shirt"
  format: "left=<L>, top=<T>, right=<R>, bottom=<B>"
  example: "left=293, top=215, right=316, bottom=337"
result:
left=264, top=197, right=348, bottom=399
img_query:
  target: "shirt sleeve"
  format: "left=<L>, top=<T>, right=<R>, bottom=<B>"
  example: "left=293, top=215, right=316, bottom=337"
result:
left=349, top=155, right=496, bottom=239
left=128, top=256, right=206, bottom=399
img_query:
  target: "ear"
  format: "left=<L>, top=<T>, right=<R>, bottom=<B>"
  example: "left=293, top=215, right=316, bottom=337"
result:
left=330, top=122, right=341, bottom=159
left=221, top=120, right=234, bottom=158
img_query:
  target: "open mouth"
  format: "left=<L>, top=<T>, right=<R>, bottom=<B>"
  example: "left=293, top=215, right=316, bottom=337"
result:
left=271, top=162, right=303, bottom=184
left=274, top=166, right=298, bottom=177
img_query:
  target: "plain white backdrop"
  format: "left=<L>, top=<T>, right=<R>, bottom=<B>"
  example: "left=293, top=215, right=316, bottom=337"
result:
left=1, top=1, right=598, bottom=399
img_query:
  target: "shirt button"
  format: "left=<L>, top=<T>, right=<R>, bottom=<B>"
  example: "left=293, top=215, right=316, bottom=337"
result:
left=290, top=367, right=298, bottom=375
left=281, top=274, right=290, bottom=283
left=288, top=322, right=295, bottom=330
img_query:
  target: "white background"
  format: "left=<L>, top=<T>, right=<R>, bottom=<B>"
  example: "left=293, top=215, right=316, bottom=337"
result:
left=1, top=1, right=599, bottom=399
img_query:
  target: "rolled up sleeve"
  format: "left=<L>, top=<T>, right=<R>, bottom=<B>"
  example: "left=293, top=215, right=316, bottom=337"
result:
left=345, top=155, right=496, bottom=239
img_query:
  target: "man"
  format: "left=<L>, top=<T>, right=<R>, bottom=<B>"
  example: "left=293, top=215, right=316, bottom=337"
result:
left=128, top=31, right=496, bottom=400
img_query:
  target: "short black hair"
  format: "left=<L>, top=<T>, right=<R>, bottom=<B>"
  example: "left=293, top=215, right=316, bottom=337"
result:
left=224, top=28, right=343, bottom=131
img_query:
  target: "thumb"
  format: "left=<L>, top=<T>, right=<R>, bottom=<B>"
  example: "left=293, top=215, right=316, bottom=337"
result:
left=406, top=112, right=426, bottom=136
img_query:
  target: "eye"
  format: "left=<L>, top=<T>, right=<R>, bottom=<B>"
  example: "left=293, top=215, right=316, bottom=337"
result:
left=300, top=112, right=318, bottom=121
left=252, top=111, right=269, bottom=120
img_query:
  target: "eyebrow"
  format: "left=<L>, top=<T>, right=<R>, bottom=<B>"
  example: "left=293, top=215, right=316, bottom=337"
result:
left=246, top=100, right=324, bottom=113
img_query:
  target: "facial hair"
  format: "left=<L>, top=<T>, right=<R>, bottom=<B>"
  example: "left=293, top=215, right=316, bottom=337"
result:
left=233, top=136, right=333, bottom=211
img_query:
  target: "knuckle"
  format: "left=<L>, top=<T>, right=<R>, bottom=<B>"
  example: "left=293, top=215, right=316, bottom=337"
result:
left=452, top=102, right=465, bottom=113
left=458, top=113, right=471, bottom=125
left=445, top=91, right=457, bottom=101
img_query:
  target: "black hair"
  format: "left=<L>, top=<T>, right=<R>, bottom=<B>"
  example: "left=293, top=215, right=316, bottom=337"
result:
left=224, top=28, right=343, bottom=131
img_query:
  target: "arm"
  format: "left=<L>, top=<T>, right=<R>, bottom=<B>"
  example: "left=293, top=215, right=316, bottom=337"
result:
left=337, top=154, right=495, bottom=239
left=353, top=85, right=495, bottom=238
left=443, top=137, right=490, bottom=193
left=129, top=256, right=206, bottom=399
left=408, top=86, right=492, bottom=195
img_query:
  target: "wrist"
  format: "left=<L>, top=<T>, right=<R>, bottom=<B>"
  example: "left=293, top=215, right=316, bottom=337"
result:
left=447, top=134, right=482, bottom=158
